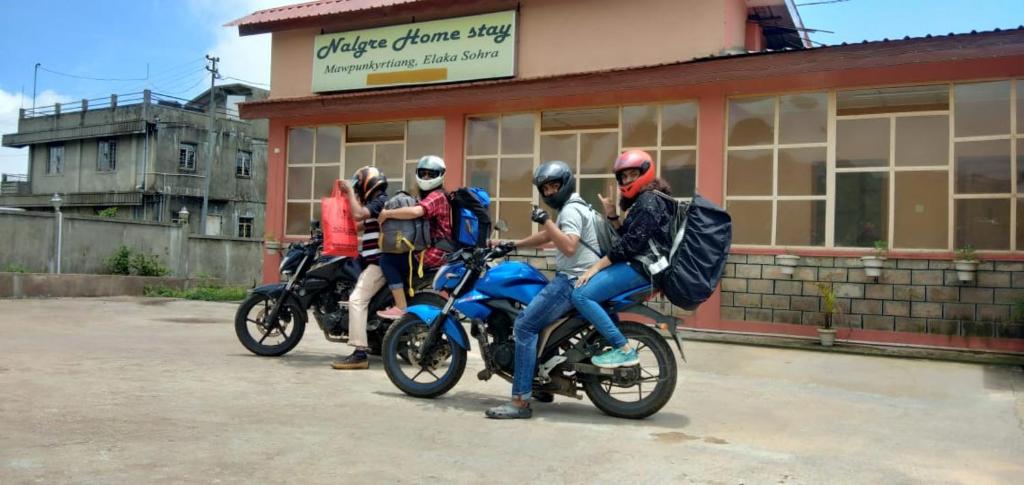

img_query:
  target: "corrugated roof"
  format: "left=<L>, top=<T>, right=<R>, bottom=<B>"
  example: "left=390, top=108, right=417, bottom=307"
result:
left=225, top=0, right=423, bottom=28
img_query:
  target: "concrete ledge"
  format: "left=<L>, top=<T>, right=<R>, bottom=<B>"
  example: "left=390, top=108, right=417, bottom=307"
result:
left=0, top=272, right=198, bottom=298
left=679, top=328, right=1024, bottom=366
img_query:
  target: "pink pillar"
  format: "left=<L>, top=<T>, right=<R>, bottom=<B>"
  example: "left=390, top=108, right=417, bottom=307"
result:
left=262, top=119, right=288, bottom=283
left=693, top=94, right=726, bottom=328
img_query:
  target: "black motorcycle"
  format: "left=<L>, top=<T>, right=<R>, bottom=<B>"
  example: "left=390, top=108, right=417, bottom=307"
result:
left=234, top=221, right=434, bottom=357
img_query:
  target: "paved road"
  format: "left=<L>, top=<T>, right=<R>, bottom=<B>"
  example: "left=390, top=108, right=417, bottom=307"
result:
left=1, top=297, right=1022, bottom=484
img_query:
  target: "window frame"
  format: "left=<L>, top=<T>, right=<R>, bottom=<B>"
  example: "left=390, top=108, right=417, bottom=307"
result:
left=235, top=150, right=252, bottom=178
left=47, top=144, right=64, bottom=175
left=97, top=139, right=117, bottom=172
left=179, top=143, right=197, bottom=172
left=237, top=216, right=254, bottom=238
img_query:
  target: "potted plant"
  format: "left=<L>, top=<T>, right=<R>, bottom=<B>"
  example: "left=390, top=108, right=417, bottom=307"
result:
left=953, top=245, right=980, bottom=282
left=816, top=281, right=838, bottom=347
left=861, top=240, right=887, bottom=278
left=776, top=248, right=800, bottom=276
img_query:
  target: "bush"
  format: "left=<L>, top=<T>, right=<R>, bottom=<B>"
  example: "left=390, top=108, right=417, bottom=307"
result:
left=97, top=207, right=118, bottom=218
left=3, top=264, right=28, bottom=273
left=105, top=246, right=169, bottom=276
left=144, top=284, right=247, bottom=302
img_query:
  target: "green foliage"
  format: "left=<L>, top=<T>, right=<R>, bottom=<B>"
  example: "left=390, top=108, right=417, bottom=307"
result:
left=873, top=240, right=888, bottom=258
left=97, top=207, right=118, bottom=218
left=1013, top=299, right=1024, bottom=323
left=3, top=263, right=28, bottom=273
left=144, top=284, right=247, bottom=302
left=105, top=246, right=169, bottom=276
left=955, top=245, right=979, bottom=262
left=816, top=281, right=837, bottom=329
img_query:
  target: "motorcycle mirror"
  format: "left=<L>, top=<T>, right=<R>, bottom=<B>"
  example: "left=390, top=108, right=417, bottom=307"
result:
left=310, top=219, right=321, bottom=231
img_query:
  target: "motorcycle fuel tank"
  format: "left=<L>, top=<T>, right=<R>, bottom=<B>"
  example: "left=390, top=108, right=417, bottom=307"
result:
left=474, top=261, right=548, bottom=305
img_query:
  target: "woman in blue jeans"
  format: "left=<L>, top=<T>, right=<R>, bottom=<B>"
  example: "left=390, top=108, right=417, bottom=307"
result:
left=572, top=150, right=675, bottom=368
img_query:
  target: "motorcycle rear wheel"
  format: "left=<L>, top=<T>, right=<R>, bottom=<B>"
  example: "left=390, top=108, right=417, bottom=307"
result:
left=382, top=313, right=466, bottom=398
left=582, top=321, right=677, bottom=419
left=234, top=293, right=307, bottom=357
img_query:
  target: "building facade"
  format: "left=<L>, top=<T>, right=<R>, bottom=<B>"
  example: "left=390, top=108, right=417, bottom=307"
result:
left=230, top=0, right=1024, bottom=352
left=1, top=85, right=269, bottom=238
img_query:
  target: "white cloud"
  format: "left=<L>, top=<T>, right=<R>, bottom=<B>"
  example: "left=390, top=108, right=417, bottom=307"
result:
left=189, top=0, right=294, bottom=89
left=0, top=89, right=73, bottom=176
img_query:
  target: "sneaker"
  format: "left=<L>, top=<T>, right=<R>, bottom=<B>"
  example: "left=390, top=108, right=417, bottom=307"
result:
left=331, top=350, right=368, bottom=370
left=376, top=306, right=406, bottom=320
left=591, top=347, right=639, bottom=369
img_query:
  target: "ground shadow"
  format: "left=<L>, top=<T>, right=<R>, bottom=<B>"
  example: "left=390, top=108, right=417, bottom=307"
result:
left=982, top=364, right=1024, bottom=392
left=226, top=351, right=386, bottom=368
left=373, top=389, right=690, bottom=429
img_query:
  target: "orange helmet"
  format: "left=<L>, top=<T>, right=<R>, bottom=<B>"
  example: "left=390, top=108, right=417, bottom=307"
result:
left=613, top=149, right=655, bottom=199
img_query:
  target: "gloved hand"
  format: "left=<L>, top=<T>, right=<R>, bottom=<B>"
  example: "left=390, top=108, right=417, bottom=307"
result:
left=499, top=240, right=516, bottom=253
left=531, top=205, right=550, bottom=225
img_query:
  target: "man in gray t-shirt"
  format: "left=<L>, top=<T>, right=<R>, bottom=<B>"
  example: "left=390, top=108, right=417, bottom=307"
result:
left=485, top=161, right=601, bottom=420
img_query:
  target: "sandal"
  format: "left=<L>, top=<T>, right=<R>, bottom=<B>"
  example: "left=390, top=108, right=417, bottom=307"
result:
left=485, top=402, right=533, bottom=419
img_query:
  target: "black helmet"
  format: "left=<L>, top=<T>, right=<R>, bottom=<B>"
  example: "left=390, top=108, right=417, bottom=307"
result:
left=533, top=160, right=575, bottom=210
left=351, top=166, right=388, bottom=203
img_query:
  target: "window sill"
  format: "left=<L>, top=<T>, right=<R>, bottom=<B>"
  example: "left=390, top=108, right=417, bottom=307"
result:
left=731, top=246, right=1024, bottom=261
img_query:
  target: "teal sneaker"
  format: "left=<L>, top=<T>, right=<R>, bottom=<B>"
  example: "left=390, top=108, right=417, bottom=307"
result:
left=592, top=347, right=639, bottom=368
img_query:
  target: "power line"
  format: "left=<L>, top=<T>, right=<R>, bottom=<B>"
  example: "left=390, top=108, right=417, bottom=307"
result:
left=221, top=76, right=270, bottom=87
left=38, top=65, right=147, bottom=82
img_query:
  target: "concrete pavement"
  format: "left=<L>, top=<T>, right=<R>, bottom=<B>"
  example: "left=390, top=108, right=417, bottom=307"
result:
left=1, top=297, right=1022, bottom=484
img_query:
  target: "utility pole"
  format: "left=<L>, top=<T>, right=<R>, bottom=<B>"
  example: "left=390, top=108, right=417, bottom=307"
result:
left=200, top=54, right=220, bottom=235
left=32, top=63, right=40, bottom=110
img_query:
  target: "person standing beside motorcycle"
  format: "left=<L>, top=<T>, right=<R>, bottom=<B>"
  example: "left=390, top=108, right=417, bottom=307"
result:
left=484, top=160, right=600, bottom=420
left=375, top=155, right=452, bottom=320
left=572, top=149, right=674, bottom=369
left=331, top=166, right=390, bottom=370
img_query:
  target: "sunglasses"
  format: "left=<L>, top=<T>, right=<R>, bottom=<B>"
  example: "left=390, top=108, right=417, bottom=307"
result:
left=417, top=169, right=441, bottom=179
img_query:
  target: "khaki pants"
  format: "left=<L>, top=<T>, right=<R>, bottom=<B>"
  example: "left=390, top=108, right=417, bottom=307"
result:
left=348, top=263, right=385, bottom=349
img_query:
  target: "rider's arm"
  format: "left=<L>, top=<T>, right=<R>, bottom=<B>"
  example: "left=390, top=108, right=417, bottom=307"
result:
left=338, top=182, right=371, bottom=221
left=380, top=205, right=426, bottom=221
left=542, top=219, right=581, bottom=256
left=512, top=230, right=551, bottom=248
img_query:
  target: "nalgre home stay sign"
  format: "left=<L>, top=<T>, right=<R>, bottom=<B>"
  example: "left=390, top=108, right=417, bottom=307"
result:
left=312, top=10, right=517, bottom=92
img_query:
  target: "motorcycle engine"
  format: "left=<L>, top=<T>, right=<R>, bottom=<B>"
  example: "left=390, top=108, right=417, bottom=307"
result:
left=487, top=312, right=516, bottom=373
left=314, top=295, right=349, bottom=337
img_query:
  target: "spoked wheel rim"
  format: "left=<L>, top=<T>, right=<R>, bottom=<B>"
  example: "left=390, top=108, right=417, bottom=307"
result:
left=582, top=322, right=677, bottom=418
left=243, top=296, right=296, bottom=347
left=593, top=333, right=667, bottom=403
left=382, top=315, right=467, bottom=398
left=392, top=319, right=454, bottom=384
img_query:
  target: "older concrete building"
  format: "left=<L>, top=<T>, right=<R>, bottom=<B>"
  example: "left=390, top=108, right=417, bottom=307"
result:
left=1, top=84, right=269, bottom=238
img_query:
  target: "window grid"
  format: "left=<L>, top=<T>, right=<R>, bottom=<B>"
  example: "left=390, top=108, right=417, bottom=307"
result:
left=620, top=103, right=700, bottom=203
left=47, top=145, right=64, bottom=175
left=238, top=216, right=254, bottom=238
left=98, top=140, right=116, bottom=172
left=464, top=113, right=539, bottom=238
left=178, top=143, right=196, bottom=172
left=235, top=150, right=252, bottom=178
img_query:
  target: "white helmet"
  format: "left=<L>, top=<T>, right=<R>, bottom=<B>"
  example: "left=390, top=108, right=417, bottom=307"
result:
left=415, top=155, right=446, bottom=191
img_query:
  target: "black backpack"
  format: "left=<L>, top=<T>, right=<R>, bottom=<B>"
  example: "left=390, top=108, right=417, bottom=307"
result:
left=565, top=198, right=620, bottom=258
left=449, top=187, right=492, bottom=248
left=644, top=192, right=732, bottom=311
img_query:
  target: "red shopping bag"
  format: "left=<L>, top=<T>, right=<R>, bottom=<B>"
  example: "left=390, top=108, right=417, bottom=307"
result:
left=320, top=180, right=359, bottom=257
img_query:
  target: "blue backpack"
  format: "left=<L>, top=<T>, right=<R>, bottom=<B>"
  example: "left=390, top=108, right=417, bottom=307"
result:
left=449, top=187, right=491, bottom=248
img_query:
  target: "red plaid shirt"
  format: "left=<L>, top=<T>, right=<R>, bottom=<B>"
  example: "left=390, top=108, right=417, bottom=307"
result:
left=419, top=190, right=452, bottom=269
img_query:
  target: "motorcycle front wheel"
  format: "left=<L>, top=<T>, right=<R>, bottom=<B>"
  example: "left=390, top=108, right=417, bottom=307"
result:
left=234, top=293, right=307, bottom=357
left=382, top=312, right=466, bottom=398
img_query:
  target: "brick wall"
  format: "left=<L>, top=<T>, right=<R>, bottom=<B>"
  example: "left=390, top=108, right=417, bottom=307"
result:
left=721, top=254, right=1024, bottom=339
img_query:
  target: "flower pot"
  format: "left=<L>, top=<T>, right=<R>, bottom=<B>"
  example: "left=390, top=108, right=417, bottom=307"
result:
left=817, top=328, right=837, bottom=347
left=776, top=254, right=800, bottom=275
left=860, top=256, right=885, bottom=277
left=953, top=260, right=979, bottom=282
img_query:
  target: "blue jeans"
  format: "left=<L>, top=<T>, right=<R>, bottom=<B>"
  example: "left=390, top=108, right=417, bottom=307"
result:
left=511, top=273, right=576, bottom=400
left=571, top=262, right=647, bottom=350
left=379, top=253, right=419, bottom=291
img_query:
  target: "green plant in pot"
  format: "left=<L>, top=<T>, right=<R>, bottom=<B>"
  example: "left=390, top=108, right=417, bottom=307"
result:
left=953, top=245, right=980, bottom=282
left=816, top=281, right=838, bottom=347
left=861, top=240, right=887, bottom=278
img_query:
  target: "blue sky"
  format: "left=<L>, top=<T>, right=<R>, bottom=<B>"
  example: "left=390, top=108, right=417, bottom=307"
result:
left=0, top=0, right=1021, bottom=175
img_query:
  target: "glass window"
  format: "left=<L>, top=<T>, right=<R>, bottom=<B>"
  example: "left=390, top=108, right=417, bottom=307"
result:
left=1018, top=138, right=1024, bottom=188
left=621, top=105, right=657, bottom=147
left=837, top=85, right=948, bottom=116
left=501, top=114, right=534, bottom=155
left=837, top=118, right=889, bottom=168
left=466, top=116, right=498, bottom=156
left=661, top=149, right=696, bottom=198
left=776, top=200, right=826, bottom=246
left=778, top=147, right=826, bottom=196
left=1017, top=198, right=1024, bottom=250
left=578, top=178, right=618, bottom=214
left=98, top=139, right=117, bottom=172
left=835, top=172, right=889, bottom=247
left=287, top=167, right=312, bottom=200
left=286, top=203, right=311, bottom=236
left=287, top=128, right=314, bottom=165
left=466, top=158, right=498, bottom=196
left=403, top=161, right=417, bottom=193
left=727, top=150, right=772, bottom=196
left=954, top=81, right=1011, bottom=137
left=580, top=132, right=617, bottom=175
left=178, top=143, right=196, bottom=172
left=47, top=145, right=65, bottom=174
left=343, top=144, right=373, bottom=176
left=540, top=134, right=577, bottom=166
left=728, top=97, right=774, bottom=146
left=895, top=116, right=948, bottom=167
left=314, top=166, right=339, bottom=197
left=728, top=201, right=772, bottom=245
left=894, top=171, right=948, bottom=249
left=955, top=199, right=1009, bottom=250
left=954, top=139, right=1011, bottom=194
left=1018, top=81, right=1024, bottom=134
left=661, top=102, right=698, bottom=146
left=235, top=150, right=252, bottom=178
left=499, top=158, right=533, bottom=198
left=541, top=107, right=617, bottom=131
left=779, top=93, right=827, bottom=144
left=499, top=201, right=534, bottom=240
left=374, top=143, right=404, bottom=179
left=406, top=119, right=444, bottom=159
left=346, top=122, right=404, bottom=142
left=315, top=126, right=341, bottom=164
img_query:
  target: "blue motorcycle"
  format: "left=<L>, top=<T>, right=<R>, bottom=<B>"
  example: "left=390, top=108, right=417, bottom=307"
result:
left=381, top=244, right=685, bottom=419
